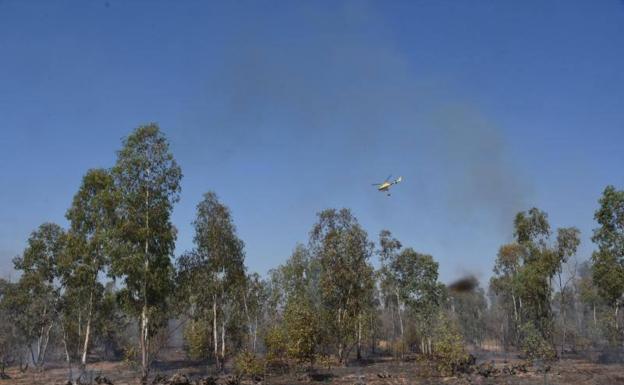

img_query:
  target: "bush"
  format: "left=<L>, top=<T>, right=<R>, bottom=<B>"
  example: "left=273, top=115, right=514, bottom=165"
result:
left=233, top=350, right=265, bottom=380
left=283, top=299, right=319, bottom=367
left=432, top=314, right=470, bottom=375
left=122, top=344, right=138, bottom=369
left=519, top=322, right=556, bottom=362
left=264, top=325, right=288, bottom=367
left=183, top=319, right=211, bottom=360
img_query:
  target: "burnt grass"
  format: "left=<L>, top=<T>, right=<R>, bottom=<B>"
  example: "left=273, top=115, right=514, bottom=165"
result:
left=2, top=351, right=624, bottom=385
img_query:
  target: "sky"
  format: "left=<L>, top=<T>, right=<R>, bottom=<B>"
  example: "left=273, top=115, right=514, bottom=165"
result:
left=1, top=0, right=623, bottom=286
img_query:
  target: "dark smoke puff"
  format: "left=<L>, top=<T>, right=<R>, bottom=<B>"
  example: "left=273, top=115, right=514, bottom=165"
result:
left=448, top=276, right=478, bottom=293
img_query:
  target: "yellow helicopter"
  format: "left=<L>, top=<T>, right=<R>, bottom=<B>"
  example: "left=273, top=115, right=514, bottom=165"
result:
left=372, top=175, right=403, bottom=196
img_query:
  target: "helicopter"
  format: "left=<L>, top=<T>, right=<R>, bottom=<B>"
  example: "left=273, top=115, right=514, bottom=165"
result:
left=372, top=175, right=403, bottom=196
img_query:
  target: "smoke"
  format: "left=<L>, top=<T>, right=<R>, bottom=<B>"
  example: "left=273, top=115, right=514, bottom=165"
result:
left=448, top=275, right=479, bottom=293
left=187, top=2, right=530, bottom=231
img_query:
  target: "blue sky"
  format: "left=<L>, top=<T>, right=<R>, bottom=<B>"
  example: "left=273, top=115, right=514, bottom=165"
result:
left=1, top=1, right=623, bottom=285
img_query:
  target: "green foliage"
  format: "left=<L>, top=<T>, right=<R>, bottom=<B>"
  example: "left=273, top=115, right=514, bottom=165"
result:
left=264, top=325, right=288, bottom=366
left=451, top=286, right=487, bottom=346
left=11, top=222, right=66, bottom=368
left=109, top=124, right=181, bottom=319
left=310, top=208, right=375, bottom=363
left=123, top=344, right=139, bottom=370
left=432, top=314, right=469, bottom=375
left=284, top=298, right=319, bottom=366
left=183, top=319, right=211, bottom=360
left=176, top=191, right=247, bottom=370
left=491, top=208, right=580, bottom=348
left=519, top=322, right=556, bottom=362
left=109, top=123, right=182, bottom=381
left=233, top=350, right=265, bottom=379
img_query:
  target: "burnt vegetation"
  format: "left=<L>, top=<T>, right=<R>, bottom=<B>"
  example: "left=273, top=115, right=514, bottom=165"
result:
left=1, top=124, right=624, bottom=385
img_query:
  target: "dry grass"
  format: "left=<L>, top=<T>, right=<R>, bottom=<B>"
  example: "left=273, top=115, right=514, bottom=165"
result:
left=2, top=354, right=624, bottom=385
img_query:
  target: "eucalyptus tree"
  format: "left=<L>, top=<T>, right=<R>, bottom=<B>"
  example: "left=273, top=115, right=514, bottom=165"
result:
left=0, top=278, right=24, bottom=376
left=61, top=168, right=116, bottom=377
left=12, top=223, right=66, bottom=369
left=491, top=208, right=580, bottom=354
left=591, top=185, right=624, bottom=333
left=243, top=272, right=268, bottom=352
left=177, top=191, right=246, bottom=371
left=394, top=248, right=443, bottom=355
left=450, top=284, right=487, bottom=346
left=378, top=230, right=404, bottom=339
left=378, top=230, right=443, bottom=353
left=309, top=208, right=374, bottom=364
left=109, top=124, right=182, bottom=383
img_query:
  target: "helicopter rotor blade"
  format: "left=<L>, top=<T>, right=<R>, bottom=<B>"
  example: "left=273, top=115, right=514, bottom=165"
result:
left=386, top=174, right=393, bottom=182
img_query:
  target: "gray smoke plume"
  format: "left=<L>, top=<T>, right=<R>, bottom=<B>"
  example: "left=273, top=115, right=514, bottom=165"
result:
left=183, top=1, right=530, bottom=233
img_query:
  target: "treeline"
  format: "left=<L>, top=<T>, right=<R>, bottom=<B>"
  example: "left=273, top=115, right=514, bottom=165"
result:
left=0, top=124, right=623, bottom=383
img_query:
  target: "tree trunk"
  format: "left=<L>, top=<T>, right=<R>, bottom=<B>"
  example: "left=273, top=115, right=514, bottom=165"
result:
left=60, top=323, right=72, bottom=382
left=358, top=319, right=362, bottom=357
left=370, top=315, right=375, bottom=355
left=253, top=316, right=258, bottom=353
left=242, top=290, right=253, bottom=351
left=81, top=289, right=94, bottom=370
left=395, top=290, right=404, bottom=338
left=141, top=184, right=150, bottom=385
left=337, top=309, right=344, bottom=363
left=140, top=304, right=149, bottom=384
left=213, top=296, right=219, bottom=371
left=221, top=317, right=226, bottom=371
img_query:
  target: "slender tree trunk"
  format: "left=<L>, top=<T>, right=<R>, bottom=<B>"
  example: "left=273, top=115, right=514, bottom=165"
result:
left=370, top=315, right=375, bottom=355
left=337, top=308, right=344, bottom=363
left=253, top=316, right=258, bottom=353
left=213, top=296, right=219, bottom=371
left=243, top=290, right=253, bottom=351
left=395, top=290, right=404, bottom=338
left=39, top=323, right=53, bottom=370
left=221, top=317, right=225, bottom=371
left=81, top=289, right=94, bottom=369
left=61, top=326, right=73, bottom=382
left=356, top=314, right=362, bottom=361
left=593, top=304, right=597, bottom=327
left=141, top=185, right=150, bottom=385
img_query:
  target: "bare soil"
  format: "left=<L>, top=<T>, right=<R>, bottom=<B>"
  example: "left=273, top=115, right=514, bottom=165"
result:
left=2, top=354, right=623, bottom=385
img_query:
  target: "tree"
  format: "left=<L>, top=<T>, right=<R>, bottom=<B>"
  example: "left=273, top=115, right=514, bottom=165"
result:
left=378, top=230, right=404, bottom=340
left=450, top=284, right=487, bottom=346
left=591, top=186, right=624, bottom=334
left=0, top=279, right=26, bottom=377
left=309, top=208, right=374, bottom=364
left=243, top=273, right=268, bottom=353
left=283, top=296, right=320, bottom=367
left=491, top=208, right=580, bottom=354
left=177, top=191, right=246, bottom=372
left=61, top=168, right=116, bottom=378
left=12, top=223, right=66, bottom=370
left=109, top=124, right=182, bottom=383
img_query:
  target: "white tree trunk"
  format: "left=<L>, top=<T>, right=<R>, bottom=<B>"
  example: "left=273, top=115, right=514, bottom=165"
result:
left=213, top=297, right=219, bottom=371
left=81, top=289, right=94, bottom=368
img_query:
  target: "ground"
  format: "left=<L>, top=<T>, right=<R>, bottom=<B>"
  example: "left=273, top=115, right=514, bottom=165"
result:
left=2, top=353, right=624, bottom=385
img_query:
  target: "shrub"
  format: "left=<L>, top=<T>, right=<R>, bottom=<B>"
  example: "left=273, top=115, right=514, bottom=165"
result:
left=264, top=325, right=288, bottom=366
left=233, top=350, right=265, bottom=380
left=283, top=298, right=319, bottom=367
left=122, top=344, right=138, bottom=369
left=432, top=314, right=470, bottom=375
left=519, top=322, right=556, bottom=362
left=183, top=319, right=211, bottom=360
